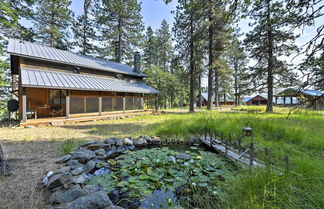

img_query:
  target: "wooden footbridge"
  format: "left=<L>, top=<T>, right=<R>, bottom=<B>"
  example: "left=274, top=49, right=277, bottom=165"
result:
left=200, top=136, right=266, bottom=169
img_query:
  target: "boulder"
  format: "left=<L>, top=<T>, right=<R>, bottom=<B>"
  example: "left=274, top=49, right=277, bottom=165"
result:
left=86, top=144, right=101, bottom=151
left=104, top=138, right=123, bottom=147
left=133, top=137, right=148, bottom=147
left=71, top=167, right=84, bottom=176
left=70, top=149, right=95, bottom=163
left=105, top=206, right=125, bottom=209
left=47, top=173, right=72, bottom=189
left=66, top=160, right=85, bottom=170
left=68, top=191, right=113, bottom=209
left=152, top=137, right=161, bottom=145
left=80, top=141, right=97, bottom=147
left=55, top=155, right=71, bottom=164
left=95, top=149, right=105, bottom=156
left=143, top=136, right=153, bottom=144
left=51, top=185, right=87, bottom=204
left=72, top=173, right=88, bottom=184
left=57, top=166, right=71, bottom=173
left=84, top=160, right=96, bottom=173
left=82, top=184, right=101, bottom=194
left=175, top=153, right=192, bottom=161
left=121, top=138, right=133, bottom=146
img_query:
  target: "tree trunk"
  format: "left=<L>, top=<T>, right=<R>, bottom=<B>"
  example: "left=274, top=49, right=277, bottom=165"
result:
left=234, top=59, right=239, bottom=106
left=214, top=69, right=219, bottom=107
left=189, top=6, right=195, bottom=113
left=207, top=1, right=214, bottom=110
left=266, top=0, right=274, bottom=112
left=198, top=74, right=202, bottom=109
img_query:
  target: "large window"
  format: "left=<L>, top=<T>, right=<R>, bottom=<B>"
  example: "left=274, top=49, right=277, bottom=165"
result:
left=49, top=90, right=66, bottom=105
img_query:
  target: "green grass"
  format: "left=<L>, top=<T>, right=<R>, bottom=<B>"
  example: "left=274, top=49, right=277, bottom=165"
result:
left=106, top=106, right=323, bottom=209
left=59, top=138, right=84, bottom=154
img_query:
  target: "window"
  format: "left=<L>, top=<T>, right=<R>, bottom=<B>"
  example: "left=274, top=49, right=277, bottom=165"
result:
left=49, top=90, right=66, bottom=105
left=70, top=97, right=84, bottom=114
left=86, top=97, right=98, bottom=113
left=102, top=97, right=113, bottom=112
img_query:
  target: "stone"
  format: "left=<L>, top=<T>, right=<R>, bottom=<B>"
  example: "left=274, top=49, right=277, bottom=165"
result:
left=122, top=138, right=133, bottom=146
left=72, top=173, right=88, bottom=184
left=86, top=144, right=101, bottom=151
left=143, top=136, right=153, bottom=144
left=71, top=167, right=84, bottom=176
left=176, top=153, right=192, bottom=160
left=70, top=149, right=95, bottom=163
left=51, top=185, right=87, bottom=204
left=80, top=141, right=97, bottom=147
left=104, top=138, right=123, bottom=147
left=47, top=173, right=72, bottom=189
left=105, top=206, right=125, bottom=209
left=82, top=184, right=101, bottom=194
left=57, top=166, right=71, bottom=173
left=85, top=160, right=96, bottom=173
left=95, top=149, right=105, bottom=156
left=94, top=167, right=110, bottom=176
left=66, top=160, right=85, bottom=170
left=68, top=191, right=113, bottom=209
left=152, top=136, right=161, bottom=145
left=168, top=156, right=177, bottom=164
left=133, top=137, right=148, bottom=147
left=55, top=155, right=71, bottom=164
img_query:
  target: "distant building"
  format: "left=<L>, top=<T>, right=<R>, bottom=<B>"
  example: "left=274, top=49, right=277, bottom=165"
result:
left=242, top=95, right=267, bottom=105
left=275, top=88, right=324, bottom=109
left=196, top=93, right=214, bottom=106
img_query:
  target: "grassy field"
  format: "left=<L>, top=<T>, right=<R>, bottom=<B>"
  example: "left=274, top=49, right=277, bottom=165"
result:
left=0, top=106, right=323, bottom=209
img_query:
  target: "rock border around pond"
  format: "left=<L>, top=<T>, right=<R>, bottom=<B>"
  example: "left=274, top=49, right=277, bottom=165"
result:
left=43, top=136, right=162, bottom=209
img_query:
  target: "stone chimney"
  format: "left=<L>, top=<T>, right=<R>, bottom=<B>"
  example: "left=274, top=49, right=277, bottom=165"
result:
left=133, top=51, right=141, bottom=73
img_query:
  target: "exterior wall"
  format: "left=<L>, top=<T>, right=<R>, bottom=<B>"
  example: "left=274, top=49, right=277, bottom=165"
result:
left=246, top=96, right=267, bottom=105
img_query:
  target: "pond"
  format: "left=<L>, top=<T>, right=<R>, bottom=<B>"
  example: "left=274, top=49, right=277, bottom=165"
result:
left=87, top=145, right=237, bottom=209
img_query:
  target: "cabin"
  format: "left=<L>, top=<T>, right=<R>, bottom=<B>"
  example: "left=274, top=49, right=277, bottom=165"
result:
left=7, top=39, right=159, bottom=126
left=219, top=94, right=235, bottom=106
left=274, top=88, right=324, bottom=109
left=242, top=95, right=267, bottom=105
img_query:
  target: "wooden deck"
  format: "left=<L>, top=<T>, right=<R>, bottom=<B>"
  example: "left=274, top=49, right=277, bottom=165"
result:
left=20, top=110, right=159, bottom=127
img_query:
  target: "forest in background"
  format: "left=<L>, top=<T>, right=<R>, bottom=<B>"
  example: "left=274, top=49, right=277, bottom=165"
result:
left=0, top=0, right=323, bottom=117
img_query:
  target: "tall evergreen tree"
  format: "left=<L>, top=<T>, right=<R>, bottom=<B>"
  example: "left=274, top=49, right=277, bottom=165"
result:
left=156, top=19, right=173, bottom=72
left=244, top=0, right=298, bottom=112
left=143, top=26, right=158, bottom=67
left=72, top=0, right=96, bottom=55
left=96, top=0, right=144, bottom=63
left=33, top=0, right=73, bottom=49
left=174, top=0, right=205, bottom=112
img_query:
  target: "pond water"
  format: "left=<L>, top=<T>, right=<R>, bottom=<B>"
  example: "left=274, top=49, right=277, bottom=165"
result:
left=87, top=145, right=237, bottom=209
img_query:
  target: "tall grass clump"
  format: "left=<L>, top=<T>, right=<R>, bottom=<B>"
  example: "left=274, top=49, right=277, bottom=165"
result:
left=59, top=138, right=82, bottom=154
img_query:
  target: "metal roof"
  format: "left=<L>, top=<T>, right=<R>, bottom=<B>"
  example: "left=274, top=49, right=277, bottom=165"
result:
left=20, top=67, right=159, bottom=94
left=275, top=88, right=324, bottom=97
left=7, top=39, right=146, bottom=77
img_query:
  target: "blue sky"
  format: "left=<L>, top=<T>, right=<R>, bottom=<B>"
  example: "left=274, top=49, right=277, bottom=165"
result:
left=71, top=0, right=178, bottom=30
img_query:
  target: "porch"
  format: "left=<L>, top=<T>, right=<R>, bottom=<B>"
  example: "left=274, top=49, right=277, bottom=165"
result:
left=20, top=110, right=159, bottom=127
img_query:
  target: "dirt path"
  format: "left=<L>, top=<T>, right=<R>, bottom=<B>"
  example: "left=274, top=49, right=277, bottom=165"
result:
left=0, top=140, right=60, bottom=209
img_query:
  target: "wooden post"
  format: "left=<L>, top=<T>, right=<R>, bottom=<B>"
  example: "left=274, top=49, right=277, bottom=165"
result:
left=66, top=90, right=70, bottom=119
left=283, top=96, right=286, bottom=105
left=22, top=87, right=27, bottom=122
left=140, top=93, right=144, bottom=110
left=123, top=95, right=126, bottom=113
left=238, top=138, right=242, bottom=153
left=264, top=148, right=270, bottom=168
left=225, top=139, right=228, bottom=154
left=275, top=96, right=278, bottom=105
left=249, top=143, right=254, bottom=166
left=290, top=96, right=293, bottom=105
left=98, top=92, right=102, bottom=116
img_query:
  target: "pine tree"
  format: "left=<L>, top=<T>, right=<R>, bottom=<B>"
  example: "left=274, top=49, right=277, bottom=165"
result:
left=244, top=0, right=298, bottom=112
left=72, top=0, right=96, bottom=55
left=96, top=0, right=144, bottom=63
left=174, top=0, right=205, bottom=112
left=143, top=26, right=158, bottom=67
left=226, top=36, right=248, bottom=105
left=156, top=19, right=173, bottom=72
left=33, top=0, right=73, bottom=49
